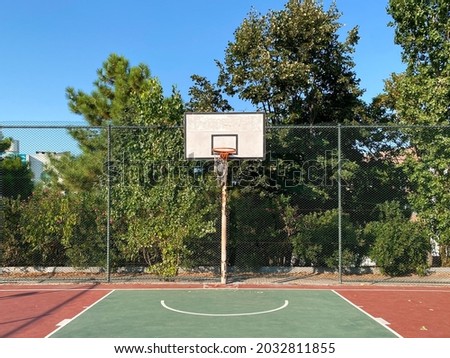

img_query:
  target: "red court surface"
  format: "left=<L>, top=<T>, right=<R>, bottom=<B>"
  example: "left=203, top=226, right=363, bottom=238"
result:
left=0, top=283, right=449, bottom=338
left=336, top=287, right=450, bottom=338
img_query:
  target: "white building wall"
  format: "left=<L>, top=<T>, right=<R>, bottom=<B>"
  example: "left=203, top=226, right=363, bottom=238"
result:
left=27, top=154, right=48, bottom=182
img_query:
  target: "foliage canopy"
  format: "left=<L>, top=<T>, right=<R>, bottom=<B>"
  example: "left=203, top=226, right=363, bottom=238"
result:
left=217, top=0, right=363, bottom=124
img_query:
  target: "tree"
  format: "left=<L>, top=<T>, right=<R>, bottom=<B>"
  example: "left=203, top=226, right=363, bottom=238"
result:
left=186, top=75, right=233, bottom=112
left=188, top=0, right=367, bottom=195
left=388, top=0, right=449, bottom=76
left=20, top=188, right=77, bottom=265
left=228, top=188, right=290, bottom=268
left=0, top=157, right=34, bottom=199
left=66, top=54, right=152, bottom=127
left=0, top=131, right=12, bottom=152
left=52, top=54, right=157, bottom=192
left=0, top=133, right=33, bottom=200
left=216, top=0, right=363, bottom=124
left=0, top=197, right=32, bottom=266
left=386, top=0, right=450, bottom=265
left=386, top=0, right=449, bottom=126
left=341, top=95, right=411, bottom=224
left=57, top=54, right=218, bottom=275
left=186, top=1, right=405, bottom=271
left=109, top=85, right=218, bottom=277
left=365, top=201, right=430, bottom=276
left=287, top=208, right=363, bottom=268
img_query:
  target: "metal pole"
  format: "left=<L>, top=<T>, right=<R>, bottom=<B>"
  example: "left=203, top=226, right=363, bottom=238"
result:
left=220, top=160, right=228, bottom=285
left=221, top=183, right=228, bottom=284
left=0, top=158, right=3, bottom=263
left=337, top=124, right=342, bottom=284
left=106, top=122, right=111, bottom=283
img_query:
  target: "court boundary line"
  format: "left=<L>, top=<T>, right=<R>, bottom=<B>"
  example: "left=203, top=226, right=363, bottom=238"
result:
left=45, top=289, right=116, bottom=338
left=1, top=286, right=450, bottom=293
left=332, top=290, right=403, bottom=338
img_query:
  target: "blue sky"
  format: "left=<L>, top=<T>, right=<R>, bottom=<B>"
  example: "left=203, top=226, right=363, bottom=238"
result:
left=0, top=0, right=405, bottom=155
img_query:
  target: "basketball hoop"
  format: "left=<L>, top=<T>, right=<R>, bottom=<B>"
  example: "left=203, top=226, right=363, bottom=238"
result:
left=212, top=147, right=236, bottom=160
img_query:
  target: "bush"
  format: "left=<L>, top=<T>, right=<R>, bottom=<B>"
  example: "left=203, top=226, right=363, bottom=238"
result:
left=3, top=187, right=107, bottom=267
left=19, top=189, right=73, bottom=265
left=365, top=201, right=431, bottom=276
left=0, top=197, right=33, bottom=265
left=114, top=180, right=217, bottom=278
left=228, top=189, right=290, bottom=269
left=65, top=190, right=107, bottom=267
left=289, top=209, right=364, bottom=269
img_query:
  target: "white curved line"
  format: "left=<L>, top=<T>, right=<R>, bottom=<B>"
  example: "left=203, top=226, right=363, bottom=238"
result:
left=160, top=300, right=289, bottom=317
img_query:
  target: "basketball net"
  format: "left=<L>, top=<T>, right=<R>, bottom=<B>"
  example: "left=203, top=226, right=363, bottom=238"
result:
left=213, top=148, right=235, bottom=186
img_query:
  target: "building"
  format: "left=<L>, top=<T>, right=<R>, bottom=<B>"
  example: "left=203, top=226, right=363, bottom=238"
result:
left=1, top=140, right=65, bottom=183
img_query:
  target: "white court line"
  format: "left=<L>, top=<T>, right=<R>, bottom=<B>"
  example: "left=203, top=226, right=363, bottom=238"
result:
left=1, top=287, right=450, bottom=293
left=56, top=319, right=72, bottom=327
left=161, top=300, right=289, bottom=317
left=45, top=289, right=116, bottom=338
left=332, top=290, right=403, bottom=338
left=375, top=317, right=391, bottom=326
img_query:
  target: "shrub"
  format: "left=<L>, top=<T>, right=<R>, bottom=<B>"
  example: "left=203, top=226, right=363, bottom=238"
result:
left=228, top=189, right=290, bottom=269
left=365, top=201, right=431, bottom=276
left=289, top=209, right=363, bottom=269
left=20, top=189, right=74, bottom=265
left=10, top=187, right=107, bottom=267
left=0, top=197, right=32, bottom=265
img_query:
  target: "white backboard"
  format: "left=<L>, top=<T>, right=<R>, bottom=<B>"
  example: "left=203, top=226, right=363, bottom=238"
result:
left=184, top=112, right=266, bottom=160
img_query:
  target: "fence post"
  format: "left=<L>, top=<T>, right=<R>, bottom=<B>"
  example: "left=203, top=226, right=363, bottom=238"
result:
left=337, top=124, right=342, bottom=284
left=0, top=156, right=3, bottom=265
left=106, top=122, right=112, bottom=283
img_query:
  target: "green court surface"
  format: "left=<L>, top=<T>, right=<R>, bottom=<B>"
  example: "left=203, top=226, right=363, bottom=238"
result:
left=49, top=289, right=399, bottom=338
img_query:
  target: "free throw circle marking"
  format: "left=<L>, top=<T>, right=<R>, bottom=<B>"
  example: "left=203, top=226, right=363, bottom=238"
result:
left=160, top=300, right=289, bottom=316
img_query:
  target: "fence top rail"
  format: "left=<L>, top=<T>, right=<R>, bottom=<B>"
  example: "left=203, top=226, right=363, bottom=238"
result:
left=0, top=124, right=183, bottom=130
left=267, top=124, right=450, bottom=129
left=2, top=122, right=450, bottom=130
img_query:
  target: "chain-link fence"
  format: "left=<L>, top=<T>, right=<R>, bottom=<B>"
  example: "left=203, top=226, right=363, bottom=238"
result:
left=1, top=124, right=450, bottom=284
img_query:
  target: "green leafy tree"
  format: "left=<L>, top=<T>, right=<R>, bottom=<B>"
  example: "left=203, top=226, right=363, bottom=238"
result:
left=386, top=0, right=450, bottom=265
left=0, top=197, right=31, bottom=265
left=188, top=0, right=378, bottom=232
left=0, top=131, right=12, bottom=152
left=388, top=0, right=449, bottom=75
left=59, top=53, right=218, bottom=276
left=0, top=132, right=34, bottom=199
left=0, top=157, right=34, bottom=199
left=19, top=187, right=106, bottom=267
left=110, top=86, right=218, bottom=277
left=216, top=0, right=363, bottom=124
left=186, top=75, right=233, bottom=112
left=341, top=97, right=411, bottom=225
left=52, top=54, right=156, bottom=192
left=228, top=189, right=290, bottom=269
left=20, top=189, right=77, bottom=265
left=286, top=208, right=363, bottom=268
